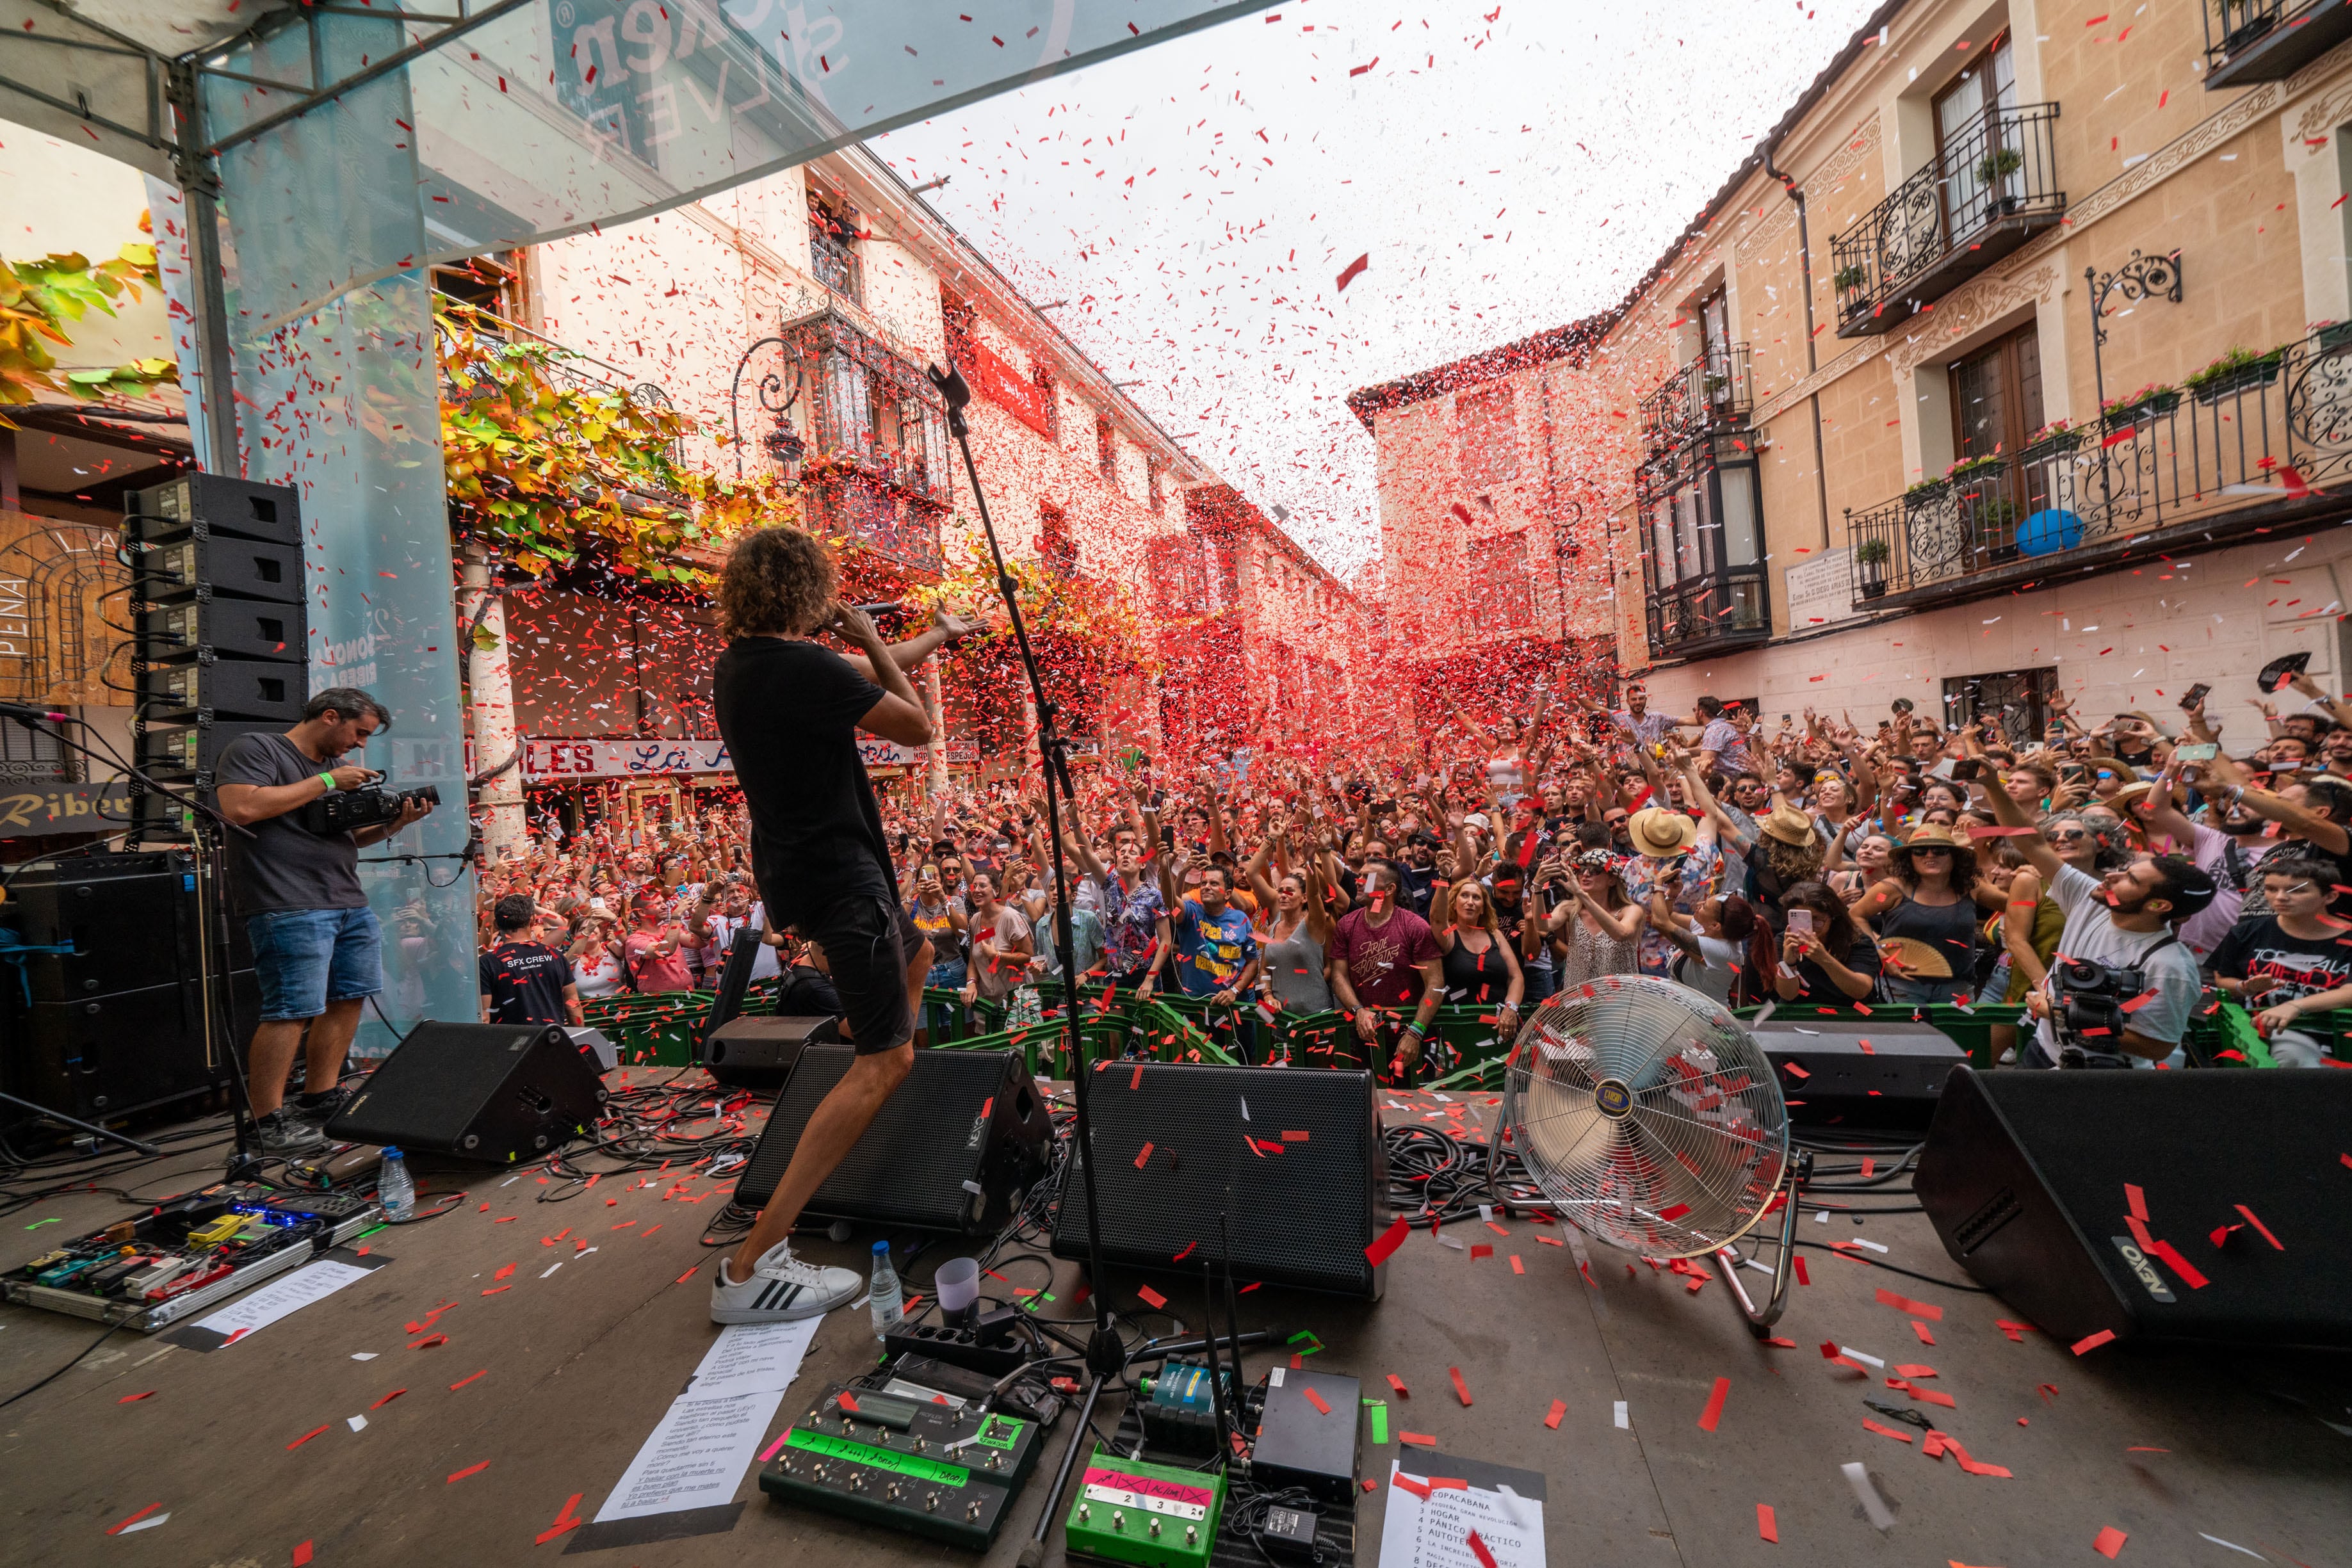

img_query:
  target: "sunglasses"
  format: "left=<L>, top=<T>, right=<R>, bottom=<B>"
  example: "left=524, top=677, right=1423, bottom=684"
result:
left=1908, top=847, right=1952, bottom=857
left=2047, top=828, right=2091, bottom=842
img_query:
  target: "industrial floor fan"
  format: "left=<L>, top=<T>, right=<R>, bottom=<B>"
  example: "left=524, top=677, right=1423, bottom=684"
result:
left=1500, top=976, right=1807, bottom=1334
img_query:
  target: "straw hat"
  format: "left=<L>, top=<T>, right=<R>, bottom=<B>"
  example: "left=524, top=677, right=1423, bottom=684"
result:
left=1893, top=825, right=1965, bottom=856
left=2109, top=780, right=2157, bottom=813
left=1758, top=804, right=1817, bottom=847
left=1628, top=807, right=1697, bottom=857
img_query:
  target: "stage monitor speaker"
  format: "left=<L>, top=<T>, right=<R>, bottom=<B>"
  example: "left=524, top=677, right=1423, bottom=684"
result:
left=1748, top=1016, right=1967, bottom=1128
left=734, top=1046, right=1051, bottom=1234
left=1, top=973, right=253, bottom=1124
left=702, top=1015, right=840, bottom=1094
left=1915, top=1067, right=2352, bottom=1350
left=1051, top=1063, right=1389, bottom=1300
left=326, top=1021, right=608, bottom=1163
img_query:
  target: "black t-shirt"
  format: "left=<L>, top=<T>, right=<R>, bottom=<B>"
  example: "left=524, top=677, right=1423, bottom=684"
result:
left=209, top=732, right=365, bottom=917
left=1788, top=935, right=1883, bottom=1006
left=478, top=941, right=574, bottom=1024
left=2208, top=916, right=2352, bottom=1004
left=713, top=638, right=894, bottom=928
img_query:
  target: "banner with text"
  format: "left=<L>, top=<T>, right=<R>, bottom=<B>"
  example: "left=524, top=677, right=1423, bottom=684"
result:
left=524, top=736, right=918, bottom=781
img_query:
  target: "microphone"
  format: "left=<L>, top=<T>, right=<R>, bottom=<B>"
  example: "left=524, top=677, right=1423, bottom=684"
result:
left=0, top=702, right=69, bottom=723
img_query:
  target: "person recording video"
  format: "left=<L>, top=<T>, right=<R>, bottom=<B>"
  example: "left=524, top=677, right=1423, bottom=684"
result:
left=210, top=687, right=437, bottom=1157
left=705, top=527, right=974, bottom=1325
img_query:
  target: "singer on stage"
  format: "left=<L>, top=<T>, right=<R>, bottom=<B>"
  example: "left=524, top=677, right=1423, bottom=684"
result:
left=706, top=526, right=973, bottom=1324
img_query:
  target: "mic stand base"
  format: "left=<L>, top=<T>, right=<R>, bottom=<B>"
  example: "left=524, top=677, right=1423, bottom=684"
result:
left=0, top=1091, right=163, bottom=1158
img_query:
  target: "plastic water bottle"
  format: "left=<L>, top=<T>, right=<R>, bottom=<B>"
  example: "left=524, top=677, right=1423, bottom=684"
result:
left=868, top=1240, right=904, bottom=1339
left=378, top=1146, right=415, bottom=1222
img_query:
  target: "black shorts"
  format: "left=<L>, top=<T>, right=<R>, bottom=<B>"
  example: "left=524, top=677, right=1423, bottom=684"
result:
left=788, top=894, right=924, bottom=1054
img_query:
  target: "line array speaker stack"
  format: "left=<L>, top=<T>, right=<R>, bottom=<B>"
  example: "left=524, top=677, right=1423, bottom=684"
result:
left=1915, top=1067, right=2352, bottom=1349
left=736, top=1046, right=1053, bottom=1234
left=122, top=474, right=307, bottom=845
left=0, top=852, right=254, bottom=1126
left=1051, top=1062, right=1391, bottom=1299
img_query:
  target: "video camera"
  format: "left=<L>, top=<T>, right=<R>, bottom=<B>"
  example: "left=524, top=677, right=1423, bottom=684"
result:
left=2048, top=955, right=2150, bottom=1069
left=302, top=782, right=439, bottom=836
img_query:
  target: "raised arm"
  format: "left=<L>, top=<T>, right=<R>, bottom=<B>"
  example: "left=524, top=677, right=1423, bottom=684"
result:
left=1973, top=729, right=2064, bottom=882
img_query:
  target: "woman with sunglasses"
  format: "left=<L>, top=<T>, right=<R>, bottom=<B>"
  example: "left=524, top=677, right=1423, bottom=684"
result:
left=1548, top=847, right=1646, bottom=987
left=1849, top=826, right=2002, bottom=1004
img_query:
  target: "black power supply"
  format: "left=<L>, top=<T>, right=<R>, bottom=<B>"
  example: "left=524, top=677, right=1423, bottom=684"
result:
left=1249, top=1368, right=1361, bottom=1504
left=1260, top=1502, right=1323, bottom=1562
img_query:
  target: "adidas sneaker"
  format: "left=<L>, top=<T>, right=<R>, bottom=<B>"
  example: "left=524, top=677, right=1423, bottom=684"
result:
left=708, top=1241, right=861, bottom=1325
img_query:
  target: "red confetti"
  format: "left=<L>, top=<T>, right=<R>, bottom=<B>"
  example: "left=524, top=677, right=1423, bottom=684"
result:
left=1756, top=1503, right=1778, bottom=1544
left=1697, top=1376, right=1730, bottom=1431
left=2094, top=1525, right=2129, bottom=1558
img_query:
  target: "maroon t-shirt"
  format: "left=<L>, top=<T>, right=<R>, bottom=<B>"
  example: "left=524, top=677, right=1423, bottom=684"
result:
left=1330, top=906, right=1440, bottom=1008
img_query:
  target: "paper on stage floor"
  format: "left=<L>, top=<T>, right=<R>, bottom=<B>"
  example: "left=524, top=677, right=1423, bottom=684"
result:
left=1377, top=1453, right=1547, bottom=1568
left=592, top=1316, right=820, bottom=1524
left=176, top=1256, right=381, bottom=1347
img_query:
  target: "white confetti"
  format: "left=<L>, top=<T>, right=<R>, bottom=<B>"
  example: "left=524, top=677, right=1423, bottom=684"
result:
left=118, top=1513, right=170, bottom=1535
left=348, top=1414, right=369, bottom=1432
left=351, top=1352, right=378, bottom=1361
left=1612, top=1400, right=1628, bottom=1430
left=1841, top=1462, right=1895, bottom=1532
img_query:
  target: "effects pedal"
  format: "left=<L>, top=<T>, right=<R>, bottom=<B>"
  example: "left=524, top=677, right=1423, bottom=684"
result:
left=758, top=1381, right=1040, bottom=1548
left=1064, top=1448, right=1226, bottom=1568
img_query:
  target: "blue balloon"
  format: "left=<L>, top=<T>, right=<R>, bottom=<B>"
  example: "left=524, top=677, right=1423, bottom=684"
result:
left=2018, top=508, right=2084, bottom=556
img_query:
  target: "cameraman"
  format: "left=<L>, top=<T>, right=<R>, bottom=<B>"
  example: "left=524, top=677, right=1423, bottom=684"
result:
left=213, top=688, right=436, bottom=1156
left=1970, top=731, right=2211, bottom=1067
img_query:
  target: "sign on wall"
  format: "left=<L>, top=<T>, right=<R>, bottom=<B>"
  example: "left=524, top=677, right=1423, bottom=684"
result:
left=522, top=735, right=919, bottom=780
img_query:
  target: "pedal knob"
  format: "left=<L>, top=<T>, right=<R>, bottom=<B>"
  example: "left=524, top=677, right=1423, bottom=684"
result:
left=1151, top=1519, right=1163, bottom=1537
left=887, top=1483, right=901, bottom=1501
left=968, top=1499, right=982, bottom=1521
left=1186, top=1525, right=1199, bottom=1546
left=850, top=1474, right=865, bottom=1492
left=1113, top=1510, right=1126, bottom=1532
left=926, top=1493, right=939, bottom=1512
left=1078, top=1503, right=1091, bottom=1523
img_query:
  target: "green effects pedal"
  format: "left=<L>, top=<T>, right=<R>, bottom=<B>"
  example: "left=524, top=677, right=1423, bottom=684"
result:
left=758, top=1383, right=1038, bottom=1549
left=1064, top=1448, right=1226, bottom=1568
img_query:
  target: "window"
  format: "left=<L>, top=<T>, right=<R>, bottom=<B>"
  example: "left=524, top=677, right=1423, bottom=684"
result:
left=1039, top=501, right=1077, bottom=578
left=1096, top=415, right=1116, bottom=480
left=1942, top=666, right=2056, bottom=746
left=430, top=252, right=524, bottom=326
left=1933, top=33, right=2019, bottom=230
left=1032, top=362, right=1058, bottom=441
left=808, top=190, right=861, bottom=304
left=1456, top=383, right=1517, bottom=489
left=1949, top=322, right=2043, bottom=462
left=1475, top=530, right=1533, bottom=632
left=1147, top=462, right=1164, bottom=513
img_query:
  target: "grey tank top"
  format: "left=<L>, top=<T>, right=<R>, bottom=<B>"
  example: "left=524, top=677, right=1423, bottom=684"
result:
left=1262, top=917, right=1334, bottom=1013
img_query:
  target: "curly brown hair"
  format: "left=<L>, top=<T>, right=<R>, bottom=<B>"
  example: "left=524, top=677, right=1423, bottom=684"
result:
left=718, top=526, right=836, bottom=638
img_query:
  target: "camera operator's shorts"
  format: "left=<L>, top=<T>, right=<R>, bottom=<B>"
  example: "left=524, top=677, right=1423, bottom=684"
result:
left=787, top=893, right=922, bottom=1054
left=248, top=906, right=384, bottom=1021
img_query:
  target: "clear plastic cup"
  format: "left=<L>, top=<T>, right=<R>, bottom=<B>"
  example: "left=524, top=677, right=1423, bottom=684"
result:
left=936, top=1256, right=980, bottom=1323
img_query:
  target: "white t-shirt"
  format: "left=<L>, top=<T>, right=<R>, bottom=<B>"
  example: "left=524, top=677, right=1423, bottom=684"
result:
left=706, top=907, right=781, bottom=982
left=2035, top=864, right=2202, bottom=1060
left=572, top=948, right=626, bottom=999
left=2176, top=823, right=2249, bottom=958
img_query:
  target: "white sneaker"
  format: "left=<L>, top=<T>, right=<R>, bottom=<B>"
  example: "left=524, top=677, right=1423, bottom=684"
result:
left=708, top=1241, right=861, bottom=1325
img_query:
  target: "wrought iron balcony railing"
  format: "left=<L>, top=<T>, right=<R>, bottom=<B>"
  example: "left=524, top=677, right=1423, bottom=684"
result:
left=1832, top=102, right=2064, bottom=339
left=2204, top=1, right=2352, bottom=87
left=1845, top=325, right=2352, bottom=608
left=811, top=223, right=862, bottom=304
left=1646, top=566, right=1770, bottom=658
left=1639, top=344, right=1752, bottom=467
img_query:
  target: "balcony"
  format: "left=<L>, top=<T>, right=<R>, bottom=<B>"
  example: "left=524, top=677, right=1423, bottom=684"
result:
left=1845, top=325, right=2352, bottom=610
left=1832, top=102, right=2064, bottom=339
left=1639, top=343, right=1752, bottom=468
left=1646, top=568, right=1770, bottom=659
left=2203, top=1, right=2352, bottom=88
left=774, top=306, right=952, bottom=575
left=810, top=222, right=862, bottom=305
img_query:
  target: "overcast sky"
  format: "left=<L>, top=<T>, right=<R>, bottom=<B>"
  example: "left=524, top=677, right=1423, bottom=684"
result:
left=878, top=0, right=1886, bottom=581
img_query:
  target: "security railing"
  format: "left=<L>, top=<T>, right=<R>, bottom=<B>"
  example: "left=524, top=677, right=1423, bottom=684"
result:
left=1846, top=325, right=2352, bottom=605
left=1639, top=343, right=1752, bottom=468
left=1832, top=102, right=2064, bottom=337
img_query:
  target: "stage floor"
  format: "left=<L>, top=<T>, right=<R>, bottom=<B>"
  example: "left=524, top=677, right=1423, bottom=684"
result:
left=1, top=1085, right=2345, bottom=1568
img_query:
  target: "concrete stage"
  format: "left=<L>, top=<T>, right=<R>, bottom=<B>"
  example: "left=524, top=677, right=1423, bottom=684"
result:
left=1, top=1085, right=2345, bottom=1568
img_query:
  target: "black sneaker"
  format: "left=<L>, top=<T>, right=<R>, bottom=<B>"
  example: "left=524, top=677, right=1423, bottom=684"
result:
left=291, top=1083, right=357, bottom=1128
left=255, top=1108, right=328, bottom=1158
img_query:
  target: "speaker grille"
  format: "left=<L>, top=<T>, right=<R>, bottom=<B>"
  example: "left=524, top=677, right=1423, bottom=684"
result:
left=328, top=1022, right=601, bottom=1158
left=1052, top=1063, right=1383, bottom=1297
left=738, top=1046, right=1014, bottom=1229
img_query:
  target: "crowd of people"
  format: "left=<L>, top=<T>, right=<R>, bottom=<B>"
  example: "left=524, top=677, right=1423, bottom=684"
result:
left=469, top=661, right=2352, bottom=1073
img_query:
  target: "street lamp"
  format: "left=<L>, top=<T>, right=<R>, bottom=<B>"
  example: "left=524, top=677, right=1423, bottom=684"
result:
left=763, top=418, right=806, bottom=487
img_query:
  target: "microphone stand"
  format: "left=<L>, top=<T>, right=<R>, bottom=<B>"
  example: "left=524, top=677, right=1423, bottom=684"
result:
left=3, top=711, right=268, bottom=1177
left=928, top=361, right=1119, bottom=1568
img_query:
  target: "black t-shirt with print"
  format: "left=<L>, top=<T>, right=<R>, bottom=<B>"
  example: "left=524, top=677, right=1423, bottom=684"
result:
left=2207, top=915, right=2352, bottom=1004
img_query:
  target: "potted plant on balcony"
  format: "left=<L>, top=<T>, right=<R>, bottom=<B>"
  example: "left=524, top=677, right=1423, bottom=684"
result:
left=2020, top=417, right=2081, bottom=462
left=2183, top=344, right=2285, bottom=403
left=1974, top=145, right=2027, bottom=213
left=1904, top=476, right=1949, bottom=510
left=1946, top=451, right=2006, bottom=485
left=1976, top=497, right=2023, bottom=563
left=1855, top=535, right=1891, bottom=599
left=2319, top=320, right=2352, bottom=354
left=2100, top=382, right=2180, bottom=431
left=1833, top=263, right=1868, bottom=295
